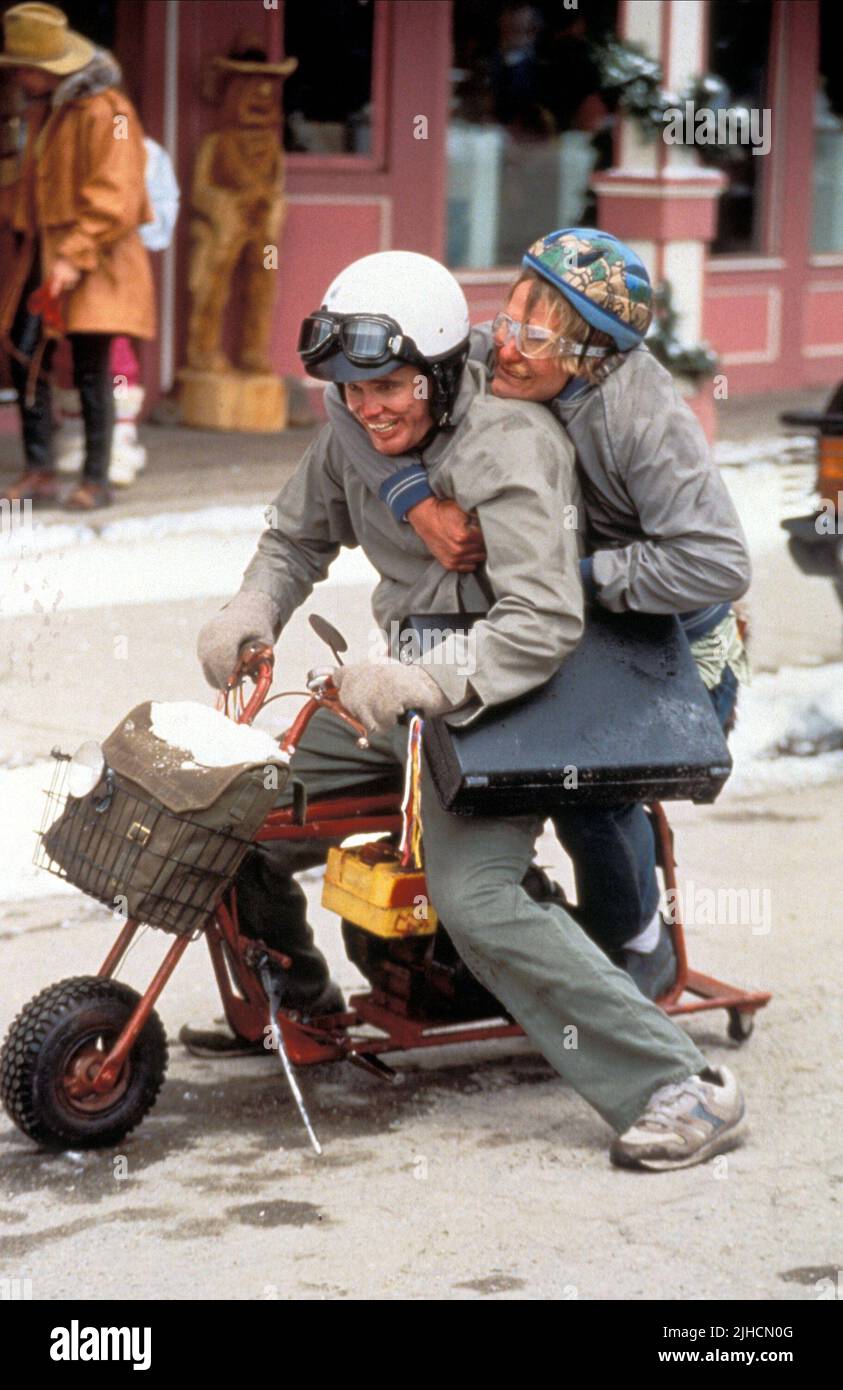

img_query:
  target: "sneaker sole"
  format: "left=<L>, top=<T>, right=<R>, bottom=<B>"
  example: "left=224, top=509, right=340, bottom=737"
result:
left=612, top=1115, right=747, bottom=1172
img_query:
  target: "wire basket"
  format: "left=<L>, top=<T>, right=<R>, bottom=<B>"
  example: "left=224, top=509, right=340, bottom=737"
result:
left=35, top=751, right=269, bottom=936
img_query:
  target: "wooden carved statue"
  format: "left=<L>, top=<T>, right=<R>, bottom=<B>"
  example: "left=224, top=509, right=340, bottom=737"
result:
left=180, top=36, right=296, bottom=431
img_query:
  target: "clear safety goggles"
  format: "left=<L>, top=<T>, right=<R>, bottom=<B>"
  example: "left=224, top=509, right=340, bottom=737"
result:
left=491, top=311, right=612, bottom=360
left=297, top=311, right=426, bottom=370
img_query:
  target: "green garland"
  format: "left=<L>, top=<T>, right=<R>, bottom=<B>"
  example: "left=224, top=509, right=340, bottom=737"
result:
left=587, top=39, right=728, bottom=380
left=590, top=36, right=741, bottom=166
left=647, top=282, right=719, bottom=381
left=591, top=35, right=675, bottom=136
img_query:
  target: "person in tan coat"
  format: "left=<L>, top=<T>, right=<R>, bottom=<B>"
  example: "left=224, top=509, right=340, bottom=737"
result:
left=0, top=3, right=156, bottom=510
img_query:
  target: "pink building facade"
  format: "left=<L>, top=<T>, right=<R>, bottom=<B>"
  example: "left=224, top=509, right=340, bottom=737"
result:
left=13, top=0, right=843, bottom=428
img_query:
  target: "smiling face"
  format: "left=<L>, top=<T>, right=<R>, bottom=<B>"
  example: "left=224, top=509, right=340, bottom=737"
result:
left=490, top=279, right=573, bottom=403
left=344, top=364, right=434, bottom=455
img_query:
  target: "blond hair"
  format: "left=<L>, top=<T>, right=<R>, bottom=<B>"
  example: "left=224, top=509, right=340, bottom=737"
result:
left=509, top=269, right=620, bottom=385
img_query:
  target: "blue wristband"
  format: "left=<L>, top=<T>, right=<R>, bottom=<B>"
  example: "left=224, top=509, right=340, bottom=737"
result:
left=379, top=465, right=433, bottom=523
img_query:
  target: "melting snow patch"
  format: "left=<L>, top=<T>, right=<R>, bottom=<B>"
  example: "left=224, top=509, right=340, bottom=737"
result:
left=98, top=506, right=271, bottom=545
left=713, top=434, right=815, bottom=467
left=0, top=506, right=265, bottom=559
left=727, top=663, right=843, bottom=795
left=719, top=461, right=818, bottom=556
left=0, top=762, right=78, bottom=905
left=0, top=749, right=36, bottom=770
left=0, top=520, right=96, bottom=559
left=0, top=506, right=378, bottom=616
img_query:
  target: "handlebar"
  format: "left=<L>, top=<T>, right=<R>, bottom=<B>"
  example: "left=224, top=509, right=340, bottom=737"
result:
left=225, top=641, right=370, bottom=753
left=230, top=641, right=275, bottom=724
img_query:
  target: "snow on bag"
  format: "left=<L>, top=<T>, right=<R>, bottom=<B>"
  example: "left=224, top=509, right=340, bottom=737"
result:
left=40, top=701, right=289, bottom=934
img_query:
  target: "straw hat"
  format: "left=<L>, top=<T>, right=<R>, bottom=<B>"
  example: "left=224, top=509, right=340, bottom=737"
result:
left=211, top=34, right=297, bottom=79
left=0, top=3, right=95, bottom=75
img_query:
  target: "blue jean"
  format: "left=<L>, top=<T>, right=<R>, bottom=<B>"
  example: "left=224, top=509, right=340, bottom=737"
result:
left=553, top=667, right=740, bottom=953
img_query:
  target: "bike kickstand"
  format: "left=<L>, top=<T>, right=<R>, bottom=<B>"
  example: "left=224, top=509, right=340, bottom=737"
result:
left=257, top=956, right=323, bottom=1157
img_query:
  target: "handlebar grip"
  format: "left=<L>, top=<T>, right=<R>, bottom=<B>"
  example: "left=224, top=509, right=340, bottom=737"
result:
left=231, top=640, right=274, bottom=687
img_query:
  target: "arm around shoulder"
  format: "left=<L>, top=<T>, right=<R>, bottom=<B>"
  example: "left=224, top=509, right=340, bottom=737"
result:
left=421, top=412, right=584, bottom=714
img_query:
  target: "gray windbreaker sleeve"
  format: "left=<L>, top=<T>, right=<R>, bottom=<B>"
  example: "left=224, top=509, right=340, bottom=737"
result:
left=239, top=429, right=357, bottom=631
left=588, top=387, right=752, bottom=613
left=417, top=400, right=585, bottom=719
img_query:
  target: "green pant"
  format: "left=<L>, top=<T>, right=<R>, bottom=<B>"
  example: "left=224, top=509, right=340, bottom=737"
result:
left=235, top=709, right=705, bottom=1134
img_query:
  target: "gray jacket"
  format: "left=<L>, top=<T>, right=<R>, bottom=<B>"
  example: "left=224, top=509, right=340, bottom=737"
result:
left=547, top=343, right=750, bottom=616
left=324, top=330, right=751, bottom=622
left=241, top=361, right=584, bottom=720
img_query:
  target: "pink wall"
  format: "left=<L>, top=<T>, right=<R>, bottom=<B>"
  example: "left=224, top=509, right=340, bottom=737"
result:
left=703, top=0, right=843, bottom=394
left=130, top=0, right=452, bottom=399
left=117, top=0, right=843, bottom=406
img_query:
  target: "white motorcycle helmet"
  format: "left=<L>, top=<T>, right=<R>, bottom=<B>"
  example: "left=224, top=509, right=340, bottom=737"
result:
left=298, top=250, right=471, bottom=426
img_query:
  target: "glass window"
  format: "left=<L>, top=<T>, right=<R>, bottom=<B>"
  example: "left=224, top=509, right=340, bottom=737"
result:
left=283, top=0, right=375, bottom=156
left=812, top=0, right=843, bottom=253
left=62, top=0, right=115, bottom=49
left=447, top=1, right=617, bottom=269
left=707, top=0, right=773, bottom=255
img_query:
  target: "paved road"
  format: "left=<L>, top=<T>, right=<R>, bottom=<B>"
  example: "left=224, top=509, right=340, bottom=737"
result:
left=0, top=416, right=841, bottom=1301
left=1, top=777, right=840, bottom=1301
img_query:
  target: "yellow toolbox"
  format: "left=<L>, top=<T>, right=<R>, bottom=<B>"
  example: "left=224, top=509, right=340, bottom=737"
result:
left=322, top=841, right=437, bottom=938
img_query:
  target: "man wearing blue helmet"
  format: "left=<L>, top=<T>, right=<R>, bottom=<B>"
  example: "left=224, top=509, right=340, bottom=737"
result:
left=521, top=226, right=654, bottom=351
left=323, top=228, right=751, bottom=1003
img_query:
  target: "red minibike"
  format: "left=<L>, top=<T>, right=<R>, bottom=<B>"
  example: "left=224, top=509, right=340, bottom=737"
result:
left=0, top=643, right=771, bottom=1153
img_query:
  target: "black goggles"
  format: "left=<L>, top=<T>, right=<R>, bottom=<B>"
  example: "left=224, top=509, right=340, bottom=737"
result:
left=297, top=312, right=425, bottom=369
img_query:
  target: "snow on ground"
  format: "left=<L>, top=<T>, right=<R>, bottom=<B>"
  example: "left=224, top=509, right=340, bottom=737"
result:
left=712, top=433, right=815, bottom=468
left=0, top=505, right=378, bottom=618
left=719, top=462, right=817, bottom=557
left=0, top=761, right=77, bottom=909
left=724, top=662, right=843, bottom=797
left=0, top=505, right=279, bottom=557
left=711, top=432, right=821, bottom=557
left=0, top=432, right=820, bottom=615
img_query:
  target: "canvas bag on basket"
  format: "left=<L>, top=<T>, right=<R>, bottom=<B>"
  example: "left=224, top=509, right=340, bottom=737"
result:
left=42, top=702, right=290, bottom=932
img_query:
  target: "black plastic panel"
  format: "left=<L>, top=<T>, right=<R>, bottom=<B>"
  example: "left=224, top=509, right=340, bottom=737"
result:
left=402, top=610, right=733, bottom=815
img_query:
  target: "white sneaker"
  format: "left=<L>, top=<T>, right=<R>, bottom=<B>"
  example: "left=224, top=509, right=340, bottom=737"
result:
left=109, top=435, right=146, bottom=488
left=610, top=1066, right=746, bottom=1171
left=55, top=389, right=84, bottom=473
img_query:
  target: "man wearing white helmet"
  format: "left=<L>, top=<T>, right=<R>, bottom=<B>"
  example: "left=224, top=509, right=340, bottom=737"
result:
left=194, top=250, right=745, bottom=1172
left=321, top=229, right=752, bottom=1005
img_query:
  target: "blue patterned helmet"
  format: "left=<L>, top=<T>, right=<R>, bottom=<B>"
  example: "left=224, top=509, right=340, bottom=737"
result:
left=522, top=228, right=653, bottom=351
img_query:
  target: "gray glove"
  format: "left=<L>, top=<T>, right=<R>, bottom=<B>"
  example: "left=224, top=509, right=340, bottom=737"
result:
left=333, top=660, right=453, bottom=735
left=197, top=589, right=279, bottom=690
